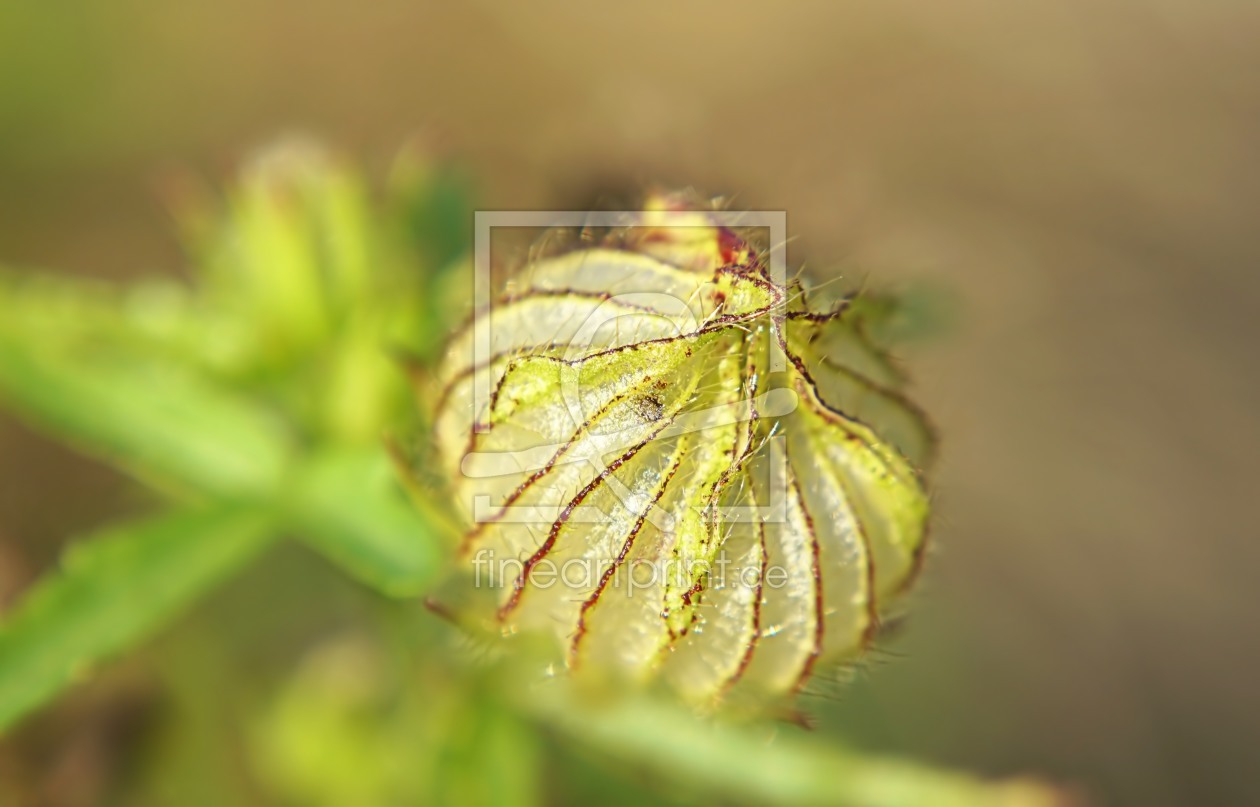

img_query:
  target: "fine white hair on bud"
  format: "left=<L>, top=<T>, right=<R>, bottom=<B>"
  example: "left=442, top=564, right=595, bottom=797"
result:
left=430, top=194, right=934, bottom=709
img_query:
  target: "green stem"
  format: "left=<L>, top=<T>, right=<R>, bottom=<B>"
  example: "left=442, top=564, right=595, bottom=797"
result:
left=522, top=685, right=1071, bottom=807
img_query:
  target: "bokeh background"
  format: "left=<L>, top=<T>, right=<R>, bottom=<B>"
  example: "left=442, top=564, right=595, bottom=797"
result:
left=2, top=2, right=1258, bottom=805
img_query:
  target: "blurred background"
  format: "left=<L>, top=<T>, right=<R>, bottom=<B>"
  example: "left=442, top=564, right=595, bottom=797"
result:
left=1, top=1, right=1258, bottom=805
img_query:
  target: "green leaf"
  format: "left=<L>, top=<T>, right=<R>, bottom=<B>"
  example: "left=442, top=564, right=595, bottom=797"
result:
left=845, top=284, right=958, bottom=348
left=0, top=270, right=203, bottom=362
left=389, top=148, right=473, bottom=272
left=286, top=447, right=447, bottom=597
left=0, top=333, right=292, bottom=499
left=219, top=156, right=333, bottom=353
left=0, top=505, right=276, bottom=732
left=250, top=635, right=540, bottom=807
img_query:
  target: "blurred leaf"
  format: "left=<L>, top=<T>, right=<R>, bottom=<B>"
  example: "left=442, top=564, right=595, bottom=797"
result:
left=251, top=634, right=539, bottom=807
left=386, top=146, right=475, bottom=361
left=216, top=143, right=336, bottom=356
left=286, top=447, right=447, bottom=597
left=307, top=162, right=375, bottom=318
left=0, top=331, right=291, bottom=499
left=251, top=637, right=407, bottom=805
left=522, top=687, right=1066, bottom=807
left=0, top=505, right=275, bottom=732
left=847, top=282, right=958, bottom=348
left=0, top=270, right=201, bottom=360
left=390, top=145, right=473, bottom=272
left=442, top=695, right=539, bottom=807
left=320, top=326, right=411, bottom=445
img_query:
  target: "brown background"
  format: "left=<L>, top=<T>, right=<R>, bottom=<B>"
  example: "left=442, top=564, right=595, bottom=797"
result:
left=2, top=2, right=1258, bottom=804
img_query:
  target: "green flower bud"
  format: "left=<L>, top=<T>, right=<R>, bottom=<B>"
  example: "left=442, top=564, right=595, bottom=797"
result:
left=432, top=195, right=934, bottom=708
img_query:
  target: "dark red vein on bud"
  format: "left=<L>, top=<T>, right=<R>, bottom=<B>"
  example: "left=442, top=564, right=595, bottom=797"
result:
left=497, top=414, right=680, bottom=620
left=569, top=447, right=687, bottom=667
